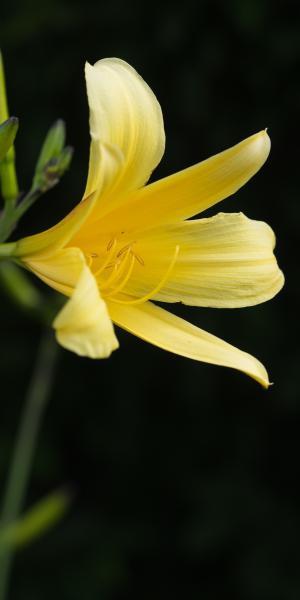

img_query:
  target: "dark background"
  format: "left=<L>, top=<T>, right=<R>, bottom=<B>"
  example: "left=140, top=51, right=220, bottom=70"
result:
left=0, top=0, right=298, bottom=598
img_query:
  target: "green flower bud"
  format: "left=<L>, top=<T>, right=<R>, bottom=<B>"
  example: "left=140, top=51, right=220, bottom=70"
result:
left=35, top=119, right=65, bottom=172
left=54, top=145, right=74, bottom=175
left=0, top=116, right=18, bottom=161
left=32, top=120, right=74, bottom=193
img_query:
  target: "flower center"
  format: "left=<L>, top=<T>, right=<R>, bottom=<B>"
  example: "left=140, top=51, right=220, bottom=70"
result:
left=86, top=238, right=179, bottom=305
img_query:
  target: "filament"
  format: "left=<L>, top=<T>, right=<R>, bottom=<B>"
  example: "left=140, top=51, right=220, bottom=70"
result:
left=105, top=254, right=136, bottom=297
left=117, top=242, right=136, bottom=258
left=85, top=254, right=93, bottom=268
left=100, top=247, right=132, bottom=291
left=93, top=238, right=117, bottom=277
left=111, top=245, right=180, bottom=305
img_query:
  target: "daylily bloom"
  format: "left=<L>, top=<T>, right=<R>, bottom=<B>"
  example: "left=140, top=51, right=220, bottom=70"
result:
left=8, top=59, right=283, bottom=386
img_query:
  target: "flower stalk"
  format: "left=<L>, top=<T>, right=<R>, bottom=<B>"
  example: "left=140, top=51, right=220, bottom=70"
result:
left=0, top=333, right=58, bottom=600
left=0, top=242, right=16, bottom=257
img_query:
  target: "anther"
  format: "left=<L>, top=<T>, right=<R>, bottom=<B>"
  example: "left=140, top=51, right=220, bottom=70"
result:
left=117, top=242, right=136, bottom=258
left=107, top=237, right=115, bottom=251
left=134, top=253, right=145, bottom=266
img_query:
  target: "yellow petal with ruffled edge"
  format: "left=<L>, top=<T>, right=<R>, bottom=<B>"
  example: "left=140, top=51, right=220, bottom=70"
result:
left=53, top=265, right=119, bottom=358
left=83, top=58, right=165, bottom=204
left=108, top=300, right=270, bottom=387
left=119, top=212, right=284, bottom=308
left=91, top=130, right=270, bottom=232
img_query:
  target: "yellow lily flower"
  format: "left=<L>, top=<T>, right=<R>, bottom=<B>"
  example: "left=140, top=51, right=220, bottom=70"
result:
left=11, top=58, right=283, bottom=387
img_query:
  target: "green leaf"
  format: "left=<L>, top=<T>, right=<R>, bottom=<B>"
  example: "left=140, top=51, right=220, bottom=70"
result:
left=0, top=117, right=18, bottom=162
left=0, top=489, right=72, bottom=551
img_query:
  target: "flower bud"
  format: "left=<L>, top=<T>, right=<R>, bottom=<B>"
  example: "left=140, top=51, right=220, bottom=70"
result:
left=35, top=119, right=65, bottom=172
left=32, top=120, right=73, bottom=192
left=0, top=116, right=18, bottom=161
left=55, top=145, right=74, bottom=175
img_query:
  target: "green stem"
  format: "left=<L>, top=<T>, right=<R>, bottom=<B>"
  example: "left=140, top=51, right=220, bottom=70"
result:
left=0, top=186, right=48, bottom=243
left=0, top=188, right=40, bottom=243
left=0, top=333, right=58, bottom=600
left=0, top=243, right=16, bottom=258
left=0, top=51, right=19, bottom=213
left=0, top=184, right=51, bottom=243
left=0, top=212, right=16, bottom=244
left=14, top=188, right=41, bottom=220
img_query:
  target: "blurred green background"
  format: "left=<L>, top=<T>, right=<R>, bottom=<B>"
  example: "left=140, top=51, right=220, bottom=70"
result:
left=0, top=0, right=298, bottom=598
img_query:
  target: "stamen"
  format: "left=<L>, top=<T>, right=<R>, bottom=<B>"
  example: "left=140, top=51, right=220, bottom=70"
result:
left=100, top=247, right=132, bottom=291
left=105, top=254, right=136, bottom=297
left=93, top=238, right=117, bottom=277
left=133, top=252, right=145, bottom=266
left=117, top=242, right=136, bottom=258
left=111, top=245, right=180, bottom=305
left=86, top=251, right=99, bottom=267
left=107, top=238, right=115, bottom=251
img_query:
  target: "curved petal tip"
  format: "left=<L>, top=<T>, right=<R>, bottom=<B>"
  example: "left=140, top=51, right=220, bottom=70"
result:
left=250, top=129, right=271, bottom=166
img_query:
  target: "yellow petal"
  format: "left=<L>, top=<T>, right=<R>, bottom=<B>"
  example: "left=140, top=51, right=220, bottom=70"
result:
left=95, top=130, right=270, bottom=231
left=84, top=139, right=124, bottom=200
left=53, top=265, right=119, bottom=358
left=24, top=247, right=86, bottom=296
left=14, top=193, right=96, bottom=259
left=121, top=212, right=284, bottom=308
left=84, top=57, right=165, bottom=203
left=108, top=300, right=270, bottom=387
